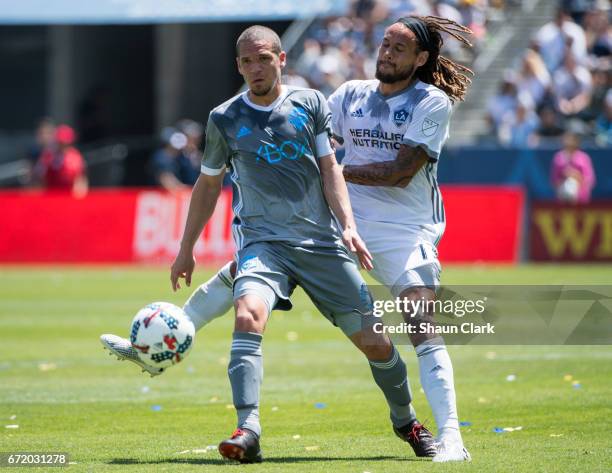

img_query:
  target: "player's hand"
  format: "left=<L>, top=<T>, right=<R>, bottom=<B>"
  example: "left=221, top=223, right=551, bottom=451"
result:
left=170, top=249, right=196, bottom=292
left=342, top=228, right=373, bottom=271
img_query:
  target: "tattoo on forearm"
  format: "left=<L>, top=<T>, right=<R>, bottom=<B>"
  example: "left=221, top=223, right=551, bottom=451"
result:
left=342, top=145, right=429, bottom=187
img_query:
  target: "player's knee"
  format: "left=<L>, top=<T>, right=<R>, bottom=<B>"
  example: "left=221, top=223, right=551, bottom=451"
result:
left=399, top=286, right=435, bottom=317
left=351, top=329, right=394, bottom=361
left=234, top=311, right=263, bottom=333
left=234, top=295, right=268, bottom=333
left=399, top=287, right=436, bottom=344
left=363, top=342, right=393, bottom=361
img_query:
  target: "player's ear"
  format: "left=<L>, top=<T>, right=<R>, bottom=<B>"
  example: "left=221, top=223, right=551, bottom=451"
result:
left=416, top=50, right=429, bottom=68
left=279, top=51, right=287, bottom=68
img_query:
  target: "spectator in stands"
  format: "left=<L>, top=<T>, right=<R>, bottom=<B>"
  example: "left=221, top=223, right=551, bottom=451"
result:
left=26, top=117, right=56, bottom=186
left=150, top=127, right=197, bottom=192
left=577, top=65, right=610, bottom=123
left=282, top=67, right=310, bottom=88
left=316, top=52, right=347, bottom=97
left=498, top=95, right=540, bottom=148
left=551, top=131, right=595, bottom=203
left=176, top=118, right=204, bottom=182
left=486, top=72, right=520, bottom=134
left=28, top=117, right=56, bottom=164
left=517, top=49, right=552, bottom=108
left=583, top=3, right=611, bottom=61
left=532, top=7, right=587, bottom=72
left=561, top=0, right=596, bottom=25
left=553, top=50, right=593, bottom=117
left=536, top=105, right=566, bottom=144
left=295, top=38, right=323, bottom=84
left=434, top=1, right=474, bottom=58
left=33, top=124, right=88, bottom=197
left=595, top=89, right=612, bottom=146
left=457, top=0, right=488, bottom=44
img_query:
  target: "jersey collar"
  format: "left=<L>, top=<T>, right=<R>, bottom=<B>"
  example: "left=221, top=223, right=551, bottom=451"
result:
left=375, top=79, right=420, bottom=100
left=242, top=85, right=288, bottom=111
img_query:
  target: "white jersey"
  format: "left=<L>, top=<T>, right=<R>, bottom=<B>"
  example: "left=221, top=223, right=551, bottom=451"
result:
left=328, top=79, right=451, bottom=228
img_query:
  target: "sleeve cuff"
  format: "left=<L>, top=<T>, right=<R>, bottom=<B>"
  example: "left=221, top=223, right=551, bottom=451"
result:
left=200, top=164, right=225, bottom=176
left=401, top=138, right=439, bottom=161
left=315, top=132, right=334, bottom=158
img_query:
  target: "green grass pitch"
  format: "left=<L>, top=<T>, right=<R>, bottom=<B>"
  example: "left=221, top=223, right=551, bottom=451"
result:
left=1, top=264, right=611, bottom=472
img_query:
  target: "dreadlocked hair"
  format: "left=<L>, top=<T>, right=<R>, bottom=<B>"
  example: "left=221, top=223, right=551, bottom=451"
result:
left=403, top=16, right=474, bottom=103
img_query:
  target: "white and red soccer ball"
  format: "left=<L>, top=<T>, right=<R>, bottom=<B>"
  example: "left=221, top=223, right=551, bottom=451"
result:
left=130, top=302, right=195, bottom=368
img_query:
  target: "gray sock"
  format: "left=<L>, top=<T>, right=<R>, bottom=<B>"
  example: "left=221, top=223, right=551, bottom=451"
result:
left=228, top=331, right=263, bottom=437
left=183, top=262, right=234, bottom=330
left=369, top=346, right=416, bottom=428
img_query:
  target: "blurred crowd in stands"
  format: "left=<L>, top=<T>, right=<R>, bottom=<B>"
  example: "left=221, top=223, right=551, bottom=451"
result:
left=25, top=118, right=205, bottom=195
left=287, top=0, right=519, bottom=96
left=20, top=0, right=609, bottom=199
left=487, top=1, right=611, bottom=148
left=287, top=0, right=610, bottom=150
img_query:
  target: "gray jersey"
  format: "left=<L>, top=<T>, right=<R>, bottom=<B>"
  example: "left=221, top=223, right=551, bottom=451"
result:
left=201, top=86, right=342, bottom=250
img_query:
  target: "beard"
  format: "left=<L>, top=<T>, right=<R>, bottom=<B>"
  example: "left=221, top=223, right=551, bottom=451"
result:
left=375, top=61, right=417, bottom=84
left=250, top=77, right=278, bottom=96
left=251, top=84, right=274, bottom=96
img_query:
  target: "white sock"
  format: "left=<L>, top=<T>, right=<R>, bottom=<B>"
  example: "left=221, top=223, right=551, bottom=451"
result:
left=183, top=261, right=234, bottom=330
left=415, top=337, right=461, bottom=443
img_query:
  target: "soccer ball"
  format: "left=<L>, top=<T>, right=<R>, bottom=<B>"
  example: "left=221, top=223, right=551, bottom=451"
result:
left=130, top=302, right=195, bottom=368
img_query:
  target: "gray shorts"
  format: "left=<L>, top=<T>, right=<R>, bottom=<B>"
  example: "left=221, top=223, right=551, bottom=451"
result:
left=233, top=241, right=373, bottom=336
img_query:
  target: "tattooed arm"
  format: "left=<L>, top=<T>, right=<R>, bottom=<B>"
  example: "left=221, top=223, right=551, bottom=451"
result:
left=342, top=144, right=430, bottom=188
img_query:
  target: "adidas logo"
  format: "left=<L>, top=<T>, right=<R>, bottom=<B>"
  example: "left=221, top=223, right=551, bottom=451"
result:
left=351, top=108, right=364, bottom=118
left=237, top=126, right=252, bottom=139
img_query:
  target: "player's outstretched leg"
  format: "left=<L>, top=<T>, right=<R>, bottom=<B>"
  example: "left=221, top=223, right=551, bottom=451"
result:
left=99, top=262, right=235, bottom=376
left=219, top=291, right=269, bottom=463
left=349, top=329, right=437, bottom=458
left=183, top=261, right=235, bottom=330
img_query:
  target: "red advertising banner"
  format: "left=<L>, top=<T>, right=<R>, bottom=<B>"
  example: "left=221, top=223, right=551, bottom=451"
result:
left=132, top=189, right=235, bottom=263
left=0, top=189, right=235, bottom=263
left=1, top=189, right=137, bottom=263
left=530, top=201, right=612, bottom=262
left=439, top=186, right=524, bottom=263
left=0, top=186, right=524, bottom=264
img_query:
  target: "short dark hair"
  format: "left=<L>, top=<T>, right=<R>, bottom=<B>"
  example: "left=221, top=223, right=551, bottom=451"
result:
left=236, top=25, right=282, bottom=56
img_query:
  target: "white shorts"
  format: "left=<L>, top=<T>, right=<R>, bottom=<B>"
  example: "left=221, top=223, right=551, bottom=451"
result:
left=356, top=217, right=445, bottom=297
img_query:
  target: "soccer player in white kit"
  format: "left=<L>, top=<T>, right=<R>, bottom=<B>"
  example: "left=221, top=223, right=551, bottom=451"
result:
left=329, top=16, right=474, bottom=462
left=101, top=15, right=473, bottom=463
